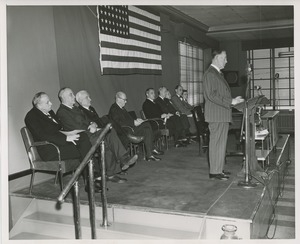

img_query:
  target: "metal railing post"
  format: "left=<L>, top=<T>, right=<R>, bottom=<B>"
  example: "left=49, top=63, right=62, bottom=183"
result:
left=100, top=141, right=109, bottom=227
left=73, top=181, right=81, bottom=239
left=88, top=159, right=97, bottom=239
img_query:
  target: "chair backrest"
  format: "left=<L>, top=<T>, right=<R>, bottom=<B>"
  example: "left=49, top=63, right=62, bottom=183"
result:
left=192, top=105, right=209, bottom=135
left=140, top=110, right=146, bottom=120
left=20, top=127, right=42, bottom=165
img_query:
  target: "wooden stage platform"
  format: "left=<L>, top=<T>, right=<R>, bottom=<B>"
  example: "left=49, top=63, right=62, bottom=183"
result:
left=10, top=134, right=292, bottom=239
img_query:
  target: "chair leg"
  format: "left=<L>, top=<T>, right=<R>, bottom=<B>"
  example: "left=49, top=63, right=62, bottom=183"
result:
left=58, top=171, right=64, bottom=191
left=54, top=171, right=59, bottom=185
left=29, top=169, right=35, bottom=195
left=199, top=135, right=203, bottom=156
left=143, top=143, right=146, bottom=160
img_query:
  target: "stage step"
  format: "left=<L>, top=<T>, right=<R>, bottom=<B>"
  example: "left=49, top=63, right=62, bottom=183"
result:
left=9, top=197, right=203, bottom=240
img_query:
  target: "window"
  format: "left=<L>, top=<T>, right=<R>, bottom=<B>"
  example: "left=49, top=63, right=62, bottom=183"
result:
left=247, top=47, right=294, bottom=110
left=179, top=41, right=204, bottom=105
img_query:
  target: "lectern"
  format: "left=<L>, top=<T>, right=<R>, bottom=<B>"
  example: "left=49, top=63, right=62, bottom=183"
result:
left=234, top=95, right=269, bottom=188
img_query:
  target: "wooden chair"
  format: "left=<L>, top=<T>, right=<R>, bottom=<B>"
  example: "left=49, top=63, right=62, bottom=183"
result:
left=192, top=105, right=209, bottom=156
left=20, top=127, right=80, bottom=194
left=140, top=110, right=170, bottom=150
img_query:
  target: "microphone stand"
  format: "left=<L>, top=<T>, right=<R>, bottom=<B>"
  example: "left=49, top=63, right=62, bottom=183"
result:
left=238, top=63, right=258, bottom=188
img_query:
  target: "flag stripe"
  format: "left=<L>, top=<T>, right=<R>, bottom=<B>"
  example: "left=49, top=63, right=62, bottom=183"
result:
left=130, top=33, right=160, bottom=46
left=101, top=41, right=161, bottom=55
left=100, top=33, right=161, bottom=51
left=101, top=48, right=161, bottom=60
left=129, top=16, right=160, bottom=32
left=129, top=21, right=161, bottom=36
left=128, top=6, right=160, bottom=23
left=102, top=55, right=162, bottom=64
left=101, top=61, right=162, bottom=70
left=103, top=68, right=162, bottom=75
left=130, top=27, right=161, bottom=42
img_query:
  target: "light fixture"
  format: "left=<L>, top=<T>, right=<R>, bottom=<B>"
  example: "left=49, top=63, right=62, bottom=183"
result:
left=278, top=51, right=294, bottom=58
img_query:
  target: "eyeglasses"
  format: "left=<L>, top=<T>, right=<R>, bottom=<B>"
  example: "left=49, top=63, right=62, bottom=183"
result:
left=119, top=97, right=127, bottom=102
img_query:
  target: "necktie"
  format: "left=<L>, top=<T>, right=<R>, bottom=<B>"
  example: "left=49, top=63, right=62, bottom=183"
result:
left=47, top=113, right=58, bottom=124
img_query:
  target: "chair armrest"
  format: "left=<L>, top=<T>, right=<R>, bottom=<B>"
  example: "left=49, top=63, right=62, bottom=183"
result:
left=29, top=141, right=61, bottom=161
left=122, top=125, right=135, bottom=133
left=145, top=118, right=164, bottom=130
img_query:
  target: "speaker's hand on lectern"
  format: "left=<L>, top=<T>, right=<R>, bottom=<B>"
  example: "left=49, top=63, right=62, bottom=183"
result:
left=231, top=96, right=245, bottom=105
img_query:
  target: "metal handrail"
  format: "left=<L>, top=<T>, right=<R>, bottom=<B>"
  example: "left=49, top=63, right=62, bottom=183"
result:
left=57, top=123, right=112, bottom=203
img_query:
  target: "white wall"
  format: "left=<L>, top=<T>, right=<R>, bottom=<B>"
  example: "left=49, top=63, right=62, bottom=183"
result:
left=7, top=7, right=61, bottom=188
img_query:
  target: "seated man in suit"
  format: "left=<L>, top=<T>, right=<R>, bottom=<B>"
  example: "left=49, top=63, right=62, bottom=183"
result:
left=171, top=85, right=197, bottom=135
left=109, top=91, right=162, bottom=162
left=142, top=88, right=186, bottom=148
left=75, top=90, right=144, bottom=149
left=25, top=92, right=98, bottom=192
left=156, top=87, right=190, bottom=143
left=56, top=87, right=138, bottom=184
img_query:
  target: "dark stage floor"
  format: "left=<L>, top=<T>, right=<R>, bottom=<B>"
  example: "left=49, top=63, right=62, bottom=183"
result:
left=12, top=139, right=268, bottom=219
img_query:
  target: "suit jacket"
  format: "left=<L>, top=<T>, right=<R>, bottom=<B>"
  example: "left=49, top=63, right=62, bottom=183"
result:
left=24, top=107, right=76, bottom=160
left=25, top=107, right=67, bottom=146
left=78, top=105, right=109, bottom=128
left=164, top=98, right=178, bottom=114
left=203, top=65, right=232, bottom=123
left=154, top=96, right=171, bottom=114
left=79, top=104, right=129, bottom=147
left=108, top=103, right=135, bottom=128
left=171, top=95, right=192, bottom=115
left=142, top=99, right=163, bottom=119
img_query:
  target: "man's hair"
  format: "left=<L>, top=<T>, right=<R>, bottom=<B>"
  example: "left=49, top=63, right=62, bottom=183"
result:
left=145, top=88, right=154, bottom=96
left=32, top=92, right=46, bottom=107
left=158, top=86, right=166, bottom=96
left=175, top=85, right=182, bottom=90
left=76, top=90, right=88, bottom=104
left=212, top=49, right=225, bottom=59
left=58, top=87, right=70, bottom=103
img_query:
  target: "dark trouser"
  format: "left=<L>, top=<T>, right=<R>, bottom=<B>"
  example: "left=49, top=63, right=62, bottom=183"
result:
left=133, top=121, right=154, bottom=158
left=38, top=132, right=91, bottom=161
left=179, top=114, right=190, bottom=134
left=208, top=122, right=229, bottom=174
left=88, top=128, right=127, bottom=176
left=166, top=116, right=186, bottom=142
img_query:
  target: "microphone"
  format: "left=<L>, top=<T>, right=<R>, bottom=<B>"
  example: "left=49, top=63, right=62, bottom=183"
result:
left=255, top=85, right=263, bottom=96
left=247, top=63, right=253, bottom=73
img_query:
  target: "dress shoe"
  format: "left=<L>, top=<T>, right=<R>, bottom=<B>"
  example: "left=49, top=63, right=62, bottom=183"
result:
left=222, top=170, right=231, bottom=175
left=117, top=170, right=128, bottom=175
left=107, top=175, right=127, bottom=183
left=127, top=134, right=144, bottom=143
left=146, top=155, right=161, bottom=161
left=85, top=183, right=102, bottom=193
left=175, top=142, right=186, bottom=148
left=209, top=173, right=229, bottom=181
left=120, top=154, right=138, bottom=171
left=152, top=149, right=164, bottom=155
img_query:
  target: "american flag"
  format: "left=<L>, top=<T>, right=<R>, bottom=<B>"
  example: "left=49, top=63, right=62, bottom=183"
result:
left=97, top=5, right=162, bottom=75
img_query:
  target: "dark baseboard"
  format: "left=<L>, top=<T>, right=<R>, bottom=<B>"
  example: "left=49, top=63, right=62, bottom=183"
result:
left=9, top=169, right=32, bottom=181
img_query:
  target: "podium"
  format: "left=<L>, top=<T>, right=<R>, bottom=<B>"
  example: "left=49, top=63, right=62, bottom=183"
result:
left=234, top=95, right=269, bottom=188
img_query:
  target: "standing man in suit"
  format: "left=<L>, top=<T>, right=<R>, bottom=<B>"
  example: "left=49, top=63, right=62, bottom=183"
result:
left=75, top=90, right=144, bottom=148
left=203, top=50, right=243, bottom=180
left=109, top=91, right=162, bottom=162
left=56, top=87, right=138, bottom=183
left=25, top=92, right=99, bottom=192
